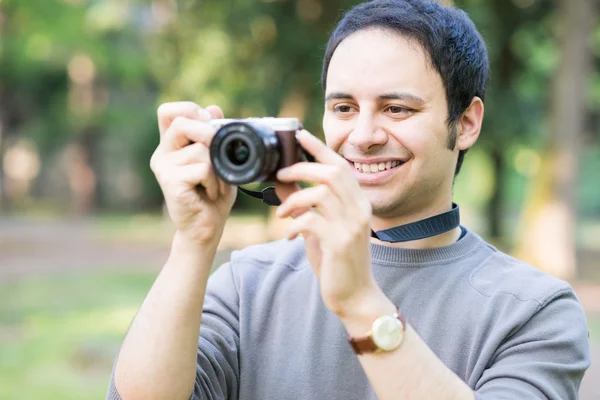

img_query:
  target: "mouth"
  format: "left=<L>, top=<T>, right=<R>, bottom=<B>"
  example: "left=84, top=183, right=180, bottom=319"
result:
left=344, top=157, right=408, bottom=184
left=348, top=159, right=406, bottom=174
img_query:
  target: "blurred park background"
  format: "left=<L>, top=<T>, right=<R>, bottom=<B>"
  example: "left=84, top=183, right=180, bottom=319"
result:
left=0, top=0, right=598, bottom=398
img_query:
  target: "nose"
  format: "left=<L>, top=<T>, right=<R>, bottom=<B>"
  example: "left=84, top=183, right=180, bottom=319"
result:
left=347, top=112, right=388, bottom=153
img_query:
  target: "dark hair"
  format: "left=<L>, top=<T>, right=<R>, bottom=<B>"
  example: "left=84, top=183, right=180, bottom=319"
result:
left=321, top=0, right=489, bottom=175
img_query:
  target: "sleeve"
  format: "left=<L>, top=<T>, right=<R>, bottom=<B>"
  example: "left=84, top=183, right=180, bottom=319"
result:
left=191, top=261, right=240, bottom=400
left=105, top=261, right=240, bottom=400
left=474, top=288, right=591, bottom=400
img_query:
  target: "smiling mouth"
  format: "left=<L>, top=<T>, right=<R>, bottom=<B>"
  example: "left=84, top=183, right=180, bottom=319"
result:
left=350, top=160, right=405, bottom=174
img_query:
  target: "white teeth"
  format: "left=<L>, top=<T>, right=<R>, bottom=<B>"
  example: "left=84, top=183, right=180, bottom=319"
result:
left=352, top=160, right=403, bottom=173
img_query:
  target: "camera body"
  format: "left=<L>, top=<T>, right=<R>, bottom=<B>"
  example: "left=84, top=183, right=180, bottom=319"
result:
left=209, top=117, right=309, bottom=185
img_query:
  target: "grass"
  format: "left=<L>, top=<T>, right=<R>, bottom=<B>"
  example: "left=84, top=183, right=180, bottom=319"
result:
left=0, top=270, right=156, bottom=400
left=1, top=269, right=598, bottom=400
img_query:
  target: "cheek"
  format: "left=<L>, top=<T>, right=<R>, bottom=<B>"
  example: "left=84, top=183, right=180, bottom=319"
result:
left=322, top=114, right=348, bottom=152
left=387, top=120, right=427, bottom=158
left=389, top=115, right=448, bottom=159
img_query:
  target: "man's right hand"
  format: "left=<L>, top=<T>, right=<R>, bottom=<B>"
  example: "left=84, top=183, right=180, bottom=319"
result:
left=150, top=102, right=237, bottom=247
left=112, top=104, right=236, bottom=400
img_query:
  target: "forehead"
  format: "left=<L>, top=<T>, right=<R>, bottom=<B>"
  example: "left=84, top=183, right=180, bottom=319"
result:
left=326, top=28, right=444, bottom=99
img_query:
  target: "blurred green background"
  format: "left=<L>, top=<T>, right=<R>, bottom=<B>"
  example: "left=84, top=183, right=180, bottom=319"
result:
left=0, top=0, right=598, bottom=399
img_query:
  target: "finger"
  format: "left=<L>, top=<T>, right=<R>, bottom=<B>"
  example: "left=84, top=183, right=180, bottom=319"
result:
left=276, top=184, right=339, bottom=220
left=304, top=234, right=322, bottom=272
left=178, top=163, right=219, bottom=202
left=205, top=105, right=224, bottom=119
left=169, top=142, right=210, bottom=166
left=295, top=130, right=347, bottom=167
left=286, top=210, right=327, bottom=241
left=276, top=163, right=354, bottom=204
left=157, top=102, right=210, bottom=136
left=161, top=117, right=215, bottom=152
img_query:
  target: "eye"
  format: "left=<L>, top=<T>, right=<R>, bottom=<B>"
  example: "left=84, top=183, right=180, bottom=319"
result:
left=333, top=104, right=357, bottom=114
left=386, top=105, right=412, bottom=115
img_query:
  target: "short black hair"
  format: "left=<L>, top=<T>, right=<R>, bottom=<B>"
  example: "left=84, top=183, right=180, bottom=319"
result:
left=321, top=0, right=489, bottom=175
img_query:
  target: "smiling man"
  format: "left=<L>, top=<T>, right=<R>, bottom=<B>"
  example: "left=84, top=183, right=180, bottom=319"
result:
left=108, top=1, right=590, bottom=399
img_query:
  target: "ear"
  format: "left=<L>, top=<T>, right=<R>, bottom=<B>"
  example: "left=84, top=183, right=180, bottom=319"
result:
left=456, top=97, right=484, bottom=151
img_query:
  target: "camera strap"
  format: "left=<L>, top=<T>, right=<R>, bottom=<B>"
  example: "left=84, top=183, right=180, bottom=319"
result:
left=370, top=202, right=460, bottom=242
left=238, top=186, right=282, bottom=206
left=238, top=186, right=460, bottom=243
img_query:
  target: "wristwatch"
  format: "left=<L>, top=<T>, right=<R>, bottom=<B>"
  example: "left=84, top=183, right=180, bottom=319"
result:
left=348, top=307, right=406, bottom=355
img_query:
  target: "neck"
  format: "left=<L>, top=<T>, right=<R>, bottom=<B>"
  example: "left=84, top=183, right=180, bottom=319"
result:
left=370, top=199, right=461, bottom=249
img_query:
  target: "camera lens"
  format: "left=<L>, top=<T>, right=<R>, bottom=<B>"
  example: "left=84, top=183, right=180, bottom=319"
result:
left=226, top=139, right=250, bottom=166
left=210, top=121, right=281, bottom=185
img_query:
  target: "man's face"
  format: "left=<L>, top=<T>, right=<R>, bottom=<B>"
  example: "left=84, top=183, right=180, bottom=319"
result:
left=323, top=28, right=459, bottom=217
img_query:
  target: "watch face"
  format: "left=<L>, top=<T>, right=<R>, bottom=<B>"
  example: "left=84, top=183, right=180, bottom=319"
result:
left=372, top=315, right=404, bottom=351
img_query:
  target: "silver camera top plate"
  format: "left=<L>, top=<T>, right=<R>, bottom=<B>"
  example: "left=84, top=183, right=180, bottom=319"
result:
left=210, top=117, right=300, bottom=131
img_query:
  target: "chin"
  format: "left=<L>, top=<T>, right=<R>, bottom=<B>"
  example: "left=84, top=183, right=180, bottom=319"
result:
left=364, top=190, right=407, bottom=217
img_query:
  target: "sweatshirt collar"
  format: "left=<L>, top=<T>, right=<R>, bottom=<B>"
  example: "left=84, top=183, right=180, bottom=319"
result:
left=369, top=227, right=484, bottom=267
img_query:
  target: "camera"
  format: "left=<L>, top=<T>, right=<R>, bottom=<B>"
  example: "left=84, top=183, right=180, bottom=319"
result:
left=209, top=117, right=312, bottom=185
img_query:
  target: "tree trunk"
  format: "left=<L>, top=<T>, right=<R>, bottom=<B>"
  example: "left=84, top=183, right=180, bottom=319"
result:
left=0, top=108, right=9, bottom=214
left=0, top=87, right=23, bottom=214
left=485, top=0, right=519, bottom=246
left=514, top=0, right=593, bottom=280
left=487, top=148, right=504, bottom=243
left=79, top=125, right=103, bottom=211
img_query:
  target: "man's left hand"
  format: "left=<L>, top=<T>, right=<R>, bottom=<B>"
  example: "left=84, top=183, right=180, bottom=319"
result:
left=275, top=130, right=383, bottom=318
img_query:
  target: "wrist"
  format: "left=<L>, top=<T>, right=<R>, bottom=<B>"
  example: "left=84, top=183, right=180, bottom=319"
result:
left=174, top=229, right=220, bottom=253
left=166, top=230, right=219, bottom=276
left=337, top=287, right=397, bottom=338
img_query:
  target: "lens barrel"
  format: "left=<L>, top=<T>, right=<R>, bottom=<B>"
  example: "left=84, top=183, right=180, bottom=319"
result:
left=210, top=122, right=281, bottom=185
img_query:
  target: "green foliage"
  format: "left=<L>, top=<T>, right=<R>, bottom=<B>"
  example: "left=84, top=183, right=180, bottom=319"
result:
left=455, top=0, right=554, bottom=149
left=0, top=0, right=599, bottom=215
left=0, top=0, right=159, bottom=210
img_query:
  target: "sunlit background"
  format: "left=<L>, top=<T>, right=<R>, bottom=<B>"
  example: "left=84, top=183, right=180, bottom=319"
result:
left=0, top=0, right=598, bottom=398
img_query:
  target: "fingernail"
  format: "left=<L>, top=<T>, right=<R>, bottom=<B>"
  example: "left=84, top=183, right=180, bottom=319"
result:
left=198, top=109, right=211, bottom=120
left=277, top=168, right=289, bottom=179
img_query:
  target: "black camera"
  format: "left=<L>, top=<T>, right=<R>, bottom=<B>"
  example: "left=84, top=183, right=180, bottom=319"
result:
left=209, top=117, right=312, bottom=185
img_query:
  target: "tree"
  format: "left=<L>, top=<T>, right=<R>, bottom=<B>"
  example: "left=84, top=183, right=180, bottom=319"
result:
left=0, top=0, right=158, bottom=214
left=514, top=0, right=595, bottom=280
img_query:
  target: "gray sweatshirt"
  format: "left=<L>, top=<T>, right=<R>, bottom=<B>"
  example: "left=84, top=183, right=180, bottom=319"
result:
left=107, top=228, right=590, bottom=399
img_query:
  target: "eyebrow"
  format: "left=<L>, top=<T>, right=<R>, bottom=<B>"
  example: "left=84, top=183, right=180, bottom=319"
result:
left=378, top=92, right=425, bottom=105
left=325, top=92, right=354, bottom=102
left=325, top=91, right=425, bottom=105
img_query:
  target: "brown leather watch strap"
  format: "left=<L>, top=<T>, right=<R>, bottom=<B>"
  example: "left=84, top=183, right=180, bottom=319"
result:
left=348, top=307, right=406, bottom=355
left=349, top=335, right=380, bottom=354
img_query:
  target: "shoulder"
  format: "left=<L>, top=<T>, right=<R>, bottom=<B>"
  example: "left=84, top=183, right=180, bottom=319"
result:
left=466, top=241, right=589, bottom=362
left=468, top=243, right=574, bottom=308
left=229, top=237, right=309, bottom=272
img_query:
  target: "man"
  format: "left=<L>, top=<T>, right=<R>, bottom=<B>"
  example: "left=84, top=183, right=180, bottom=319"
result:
left=108, top=0, right=590, bottom=399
